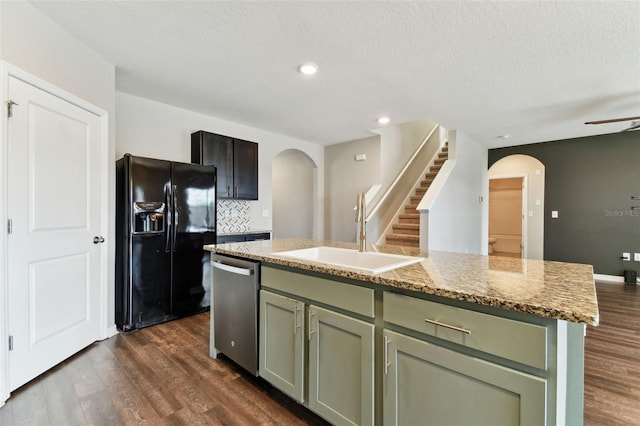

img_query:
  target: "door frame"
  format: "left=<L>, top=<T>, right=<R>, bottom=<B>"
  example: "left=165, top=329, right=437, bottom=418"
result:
left=488, top=173, right=528, bottom=259
left=0, top=62, right=111, bottom=405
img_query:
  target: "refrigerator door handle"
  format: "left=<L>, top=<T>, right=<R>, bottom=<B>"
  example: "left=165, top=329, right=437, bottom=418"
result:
left=172, top=184, right=178, bottom=252
left=165, top=184, right=172, bottom=253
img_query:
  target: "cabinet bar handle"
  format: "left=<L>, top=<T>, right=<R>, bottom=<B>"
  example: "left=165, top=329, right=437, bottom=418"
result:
left=308, top=310, right=315, bottom=341
left=384, top=335, right=391, bottom=375
left=294, top=304, right=300, bottom=335
left=424, top=318, right=471, bottom=335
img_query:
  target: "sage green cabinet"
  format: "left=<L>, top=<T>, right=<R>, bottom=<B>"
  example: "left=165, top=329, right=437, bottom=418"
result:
left=308, top=305, right=374, bottom=426
left=259, top=290, right=305, bottom=402
left=383, top=329, right=547, bottom=426
left=259, top=274, right=375, bottom=426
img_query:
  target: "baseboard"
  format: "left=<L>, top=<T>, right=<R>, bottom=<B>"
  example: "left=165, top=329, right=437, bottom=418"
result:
left=593, top=273, right=639, bottom=285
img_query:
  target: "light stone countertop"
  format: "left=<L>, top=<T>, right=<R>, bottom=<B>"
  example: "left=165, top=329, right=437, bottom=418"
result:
left=205, top=238, right=599, bottom=325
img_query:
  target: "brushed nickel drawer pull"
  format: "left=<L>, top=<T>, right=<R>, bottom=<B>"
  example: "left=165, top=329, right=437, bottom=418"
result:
left=424, top=318, right=471, bottom=335
left=308, top=310, right=316, bottom=341
left=384, top=335, right=391, bottom=375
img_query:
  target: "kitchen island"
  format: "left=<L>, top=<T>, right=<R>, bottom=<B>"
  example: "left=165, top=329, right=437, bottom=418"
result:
left=205, top=239, right=599, bottom=426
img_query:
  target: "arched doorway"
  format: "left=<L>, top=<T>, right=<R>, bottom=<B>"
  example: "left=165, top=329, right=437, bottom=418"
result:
left=272, top=150, right=317, bottom=239
left=488, top=155, right=545, bottom=260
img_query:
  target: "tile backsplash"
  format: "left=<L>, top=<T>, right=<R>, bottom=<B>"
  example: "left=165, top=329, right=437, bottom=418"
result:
left=217, top=200, right=251, bottom=233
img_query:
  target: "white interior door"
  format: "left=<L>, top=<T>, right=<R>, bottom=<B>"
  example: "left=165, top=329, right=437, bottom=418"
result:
left=7, top=75, right=104, bottom=391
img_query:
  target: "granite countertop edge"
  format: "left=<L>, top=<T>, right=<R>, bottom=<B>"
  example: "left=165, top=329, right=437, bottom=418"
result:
left=205, top=239, right=599, bottom=326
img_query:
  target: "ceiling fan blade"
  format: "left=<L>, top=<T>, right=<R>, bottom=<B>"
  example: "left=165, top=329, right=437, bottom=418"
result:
left=585, top=115, right=640, bottom=125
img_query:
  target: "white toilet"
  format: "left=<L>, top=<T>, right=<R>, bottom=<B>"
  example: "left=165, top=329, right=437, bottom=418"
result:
left=488, top=237, right=497, bottom=254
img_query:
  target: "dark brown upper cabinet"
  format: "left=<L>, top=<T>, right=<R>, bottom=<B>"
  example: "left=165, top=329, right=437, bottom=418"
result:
left=191, top=130, right=258, bottom=200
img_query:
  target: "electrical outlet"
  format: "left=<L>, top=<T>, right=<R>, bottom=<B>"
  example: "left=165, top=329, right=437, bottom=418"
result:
left=634, top=253, right=640, bottom=262
left=623, top=252, right=631, bottom=261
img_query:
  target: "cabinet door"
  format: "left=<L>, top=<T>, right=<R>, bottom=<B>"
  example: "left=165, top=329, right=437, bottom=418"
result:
left=211, top=134, right=233, bottom=198
left=259, top=290, right=305, bottom=402
left=233, top=138, right=258, bottom=199
left=383, top=330, right=546, bottom=426
left=308, top=305, right=374, bottom=426
left=192, top=131, right=233, bottom=198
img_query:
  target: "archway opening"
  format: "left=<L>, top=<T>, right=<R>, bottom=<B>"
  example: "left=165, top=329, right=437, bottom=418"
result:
left=272, top=149, right=318, bottom=239
left=488, top=155, right=545, bottom=260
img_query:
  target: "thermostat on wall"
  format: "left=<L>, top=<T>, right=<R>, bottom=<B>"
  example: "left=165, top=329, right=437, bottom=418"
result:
left=355, top=154, right=366, bottom=161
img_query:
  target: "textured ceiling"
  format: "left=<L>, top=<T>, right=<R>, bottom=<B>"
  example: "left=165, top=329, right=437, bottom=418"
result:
left=30, top=1, right=640, bottom=147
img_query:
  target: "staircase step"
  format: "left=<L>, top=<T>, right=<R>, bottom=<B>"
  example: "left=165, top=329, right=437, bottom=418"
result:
left=420, top=179, right=434, bottom=187
left=425, top=172, right=438, bottom=179
left=415, top=187, right=426, bottom=195
left=398, top=213, right=419, bottom=224
left=410, top=196, right=422, bottom=205
left=386, top=233, right=420, bottom=248
left=404, top=204, right=418, bottom=213
left=434, top=157, right=446, bottom=165
left=392, top=224, right=419, bottom=235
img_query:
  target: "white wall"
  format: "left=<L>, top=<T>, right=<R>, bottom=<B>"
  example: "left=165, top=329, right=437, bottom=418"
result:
left=427, top=131, right=488, bottom=254
left=0, top=1, right=116, bottom=404
left=116, top=92, right=325, bottom=234
left=273, top=150, right=317, bottom=239
left=324, top=135, right=380, bottom=242
left=373, top=119, right=435, bottom=190
left=489, top=155, right=545, bottom=260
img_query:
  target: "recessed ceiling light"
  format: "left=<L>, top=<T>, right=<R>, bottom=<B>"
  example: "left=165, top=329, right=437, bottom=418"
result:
left=298, top=63, right=318, bottom=75
left=495, top=134, right=512, bottom=139
left=377, top=116, right=390, bottom=125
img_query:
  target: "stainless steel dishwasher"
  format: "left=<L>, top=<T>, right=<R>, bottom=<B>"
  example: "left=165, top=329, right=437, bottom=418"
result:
left=210, top=253, right=260, bottom=375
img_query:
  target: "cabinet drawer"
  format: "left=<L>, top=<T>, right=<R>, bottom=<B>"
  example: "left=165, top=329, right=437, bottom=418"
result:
left=383, top=292, right=547, bottom=369
left=262, top=267, right=374, bottom=318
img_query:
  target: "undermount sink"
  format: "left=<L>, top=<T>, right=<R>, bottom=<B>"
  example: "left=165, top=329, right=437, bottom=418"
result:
left=274, top=246, right=423, bottom=274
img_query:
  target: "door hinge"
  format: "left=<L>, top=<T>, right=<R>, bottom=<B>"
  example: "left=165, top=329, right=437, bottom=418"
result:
left=7, top=100, right=18, bottom=118
left=7, top=219, right=12, bottom=235
left=8, top=335, right=13, bottom=351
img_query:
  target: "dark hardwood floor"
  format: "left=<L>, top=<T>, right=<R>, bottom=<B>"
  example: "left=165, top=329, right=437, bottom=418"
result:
left=0, top=313, right=328, bottom=425
left=1, top=281, right=638, bottom=425
left=584, top=281, right=640, bottom=426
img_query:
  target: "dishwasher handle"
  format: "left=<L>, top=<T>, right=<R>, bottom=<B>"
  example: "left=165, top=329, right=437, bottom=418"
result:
left=212, top=260, right=254, bottom=276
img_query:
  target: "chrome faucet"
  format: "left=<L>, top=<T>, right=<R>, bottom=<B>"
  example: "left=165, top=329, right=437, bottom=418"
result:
left=355, top=192, right=367, bottom=252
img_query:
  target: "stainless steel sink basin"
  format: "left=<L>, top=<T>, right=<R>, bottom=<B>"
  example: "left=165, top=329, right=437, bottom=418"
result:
left=274, top=246, right=423, bottom=274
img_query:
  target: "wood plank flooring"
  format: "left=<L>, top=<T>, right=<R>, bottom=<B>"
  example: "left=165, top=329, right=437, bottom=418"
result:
left=0, top=313, right=328, bottom=425
left=1, top=281, right=639, bottom=425
left=584, top=282, right=640, bottom=426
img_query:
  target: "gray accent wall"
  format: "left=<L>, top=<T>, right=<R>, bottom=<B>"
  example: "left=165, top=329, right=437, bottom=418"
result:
left=489, top=132, right=640, bottom=275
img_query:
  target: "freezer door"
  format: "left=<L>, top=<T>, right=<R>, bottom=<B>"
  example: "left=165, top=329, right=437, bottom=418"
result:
left=171, top=162, right=216, bottom=316
left=116, top=155, right=172, bottom=331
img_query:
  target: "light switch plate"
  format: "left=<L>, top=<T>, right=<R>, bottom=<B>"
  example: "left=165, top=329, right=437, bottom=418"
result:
left=623, top=252, right=631, bottom=261
left=634, top=253, right=640, bottom=262
left=262, top=209, right=269, bottom=217
left=551, top=210, right=558, bottom=218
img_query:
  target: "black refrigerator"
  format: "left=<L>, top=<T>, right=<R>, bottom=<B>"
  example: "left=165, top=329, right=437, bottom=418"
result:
left=115, top=154, right=216, bottom=332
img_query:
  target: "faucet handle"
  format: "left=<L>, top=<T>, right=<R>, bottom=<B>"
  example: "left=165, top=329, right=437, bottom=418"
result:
left=355, top=192, right=364, bottom=222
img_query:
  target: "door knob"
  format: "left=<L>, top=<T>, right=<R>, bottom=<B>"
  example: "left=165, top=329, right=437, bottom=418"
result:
left=93, top=236, right=105, bottom=244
